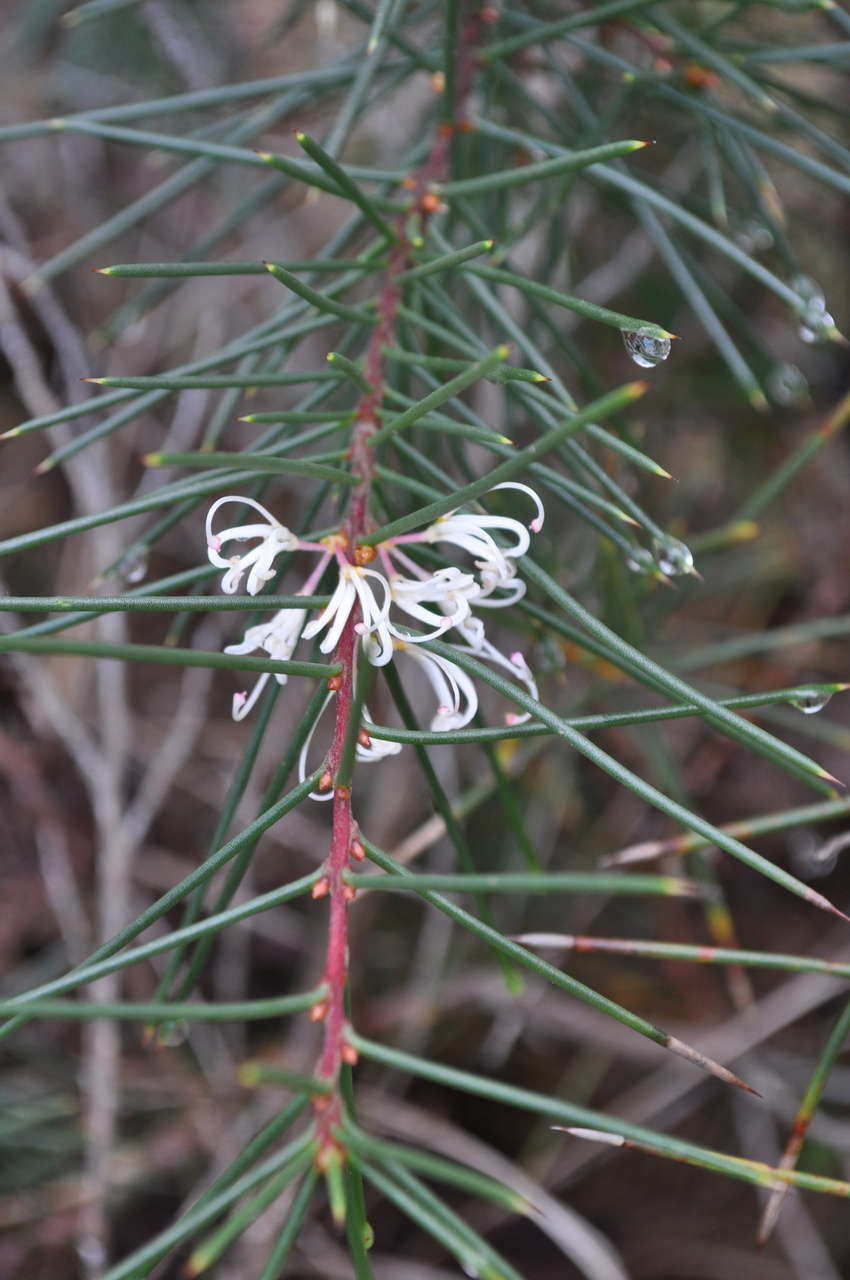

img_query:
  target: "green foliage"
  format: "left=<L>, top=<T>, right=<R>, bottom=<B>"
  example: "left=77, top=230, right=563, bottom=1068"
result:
left=3, top=1, right=850, bottom=1275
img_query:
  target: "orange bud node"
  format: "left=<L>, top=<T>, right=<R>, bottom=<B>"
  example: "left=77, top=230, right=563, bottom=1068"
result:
left=457, top=119, right=474, bottom=134
left=310, top=999, right=330, bottom=1023
left=438, top=121, right=454, bottom=139
left=402, top=176, right=417, bottom=190
left=341, top=1042, right=359, bottom=1066
left=354, top=543, right=376, bottom=565
left=430, top=71, right=445, bottom=94
left=312, top=877, right=330, bottom=899
left=327, top=674, right=344, bottom=692
left=318, top=771, right=333, bottom=792
left=357, top=729, right=371, bottom=747
left=350, top=838, right=366, bottom=862
left=343, top=884, right=357, bottom=903
left=420, top=191, right=442, bottom=215
left=335, top=783, right=352, bottom=800
left=683, top=63, right=719, bottom=90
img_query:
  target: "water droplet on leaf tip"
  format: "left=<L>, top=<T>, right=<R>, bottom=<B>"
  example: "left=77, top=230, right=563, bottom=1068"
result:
left=735, top=219, right=773, bottom=253
left=791, top=274, right=825, bottom=307
left=790, top=690, right=831, bottom=715
left=652, top=536, right=694, bottom=577
left=622, top=326, right=671, bottom=369
left=625, top=546, right=655, bottom=574
left=790, top=275, right=834, bottom=343
left=767, top=362, right=808, bottom=405
left=799, top=308, right=835, bottom=344
left=117, top=546, right=149, bottom=585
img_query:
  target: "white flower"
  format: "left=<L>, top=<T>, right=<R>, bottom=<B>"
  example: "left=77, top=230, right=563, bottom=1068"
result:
left=455, top=627, right=539, bottom=725
left=421, top=482, right=544, bottom=595
left=396, top=641, right=478, bottom=731
left=223, top=606, right=308, bottom=721
left=203, top=481, right=545, bottom=757
left=389, top=566, right=481, bottom=638
left=302, top=564, right=394, bottom=665
left=206, top=496, right=301, bottom=595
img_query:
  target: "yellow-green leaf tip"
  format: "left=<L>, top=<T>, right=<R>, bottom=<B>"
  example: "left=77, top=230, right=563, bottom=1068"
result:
left=142, top=453, right=162, bottom=467
left=237, top=1061, right=262, bottom=1087
left=184, top=1247, right=208, bottom=1277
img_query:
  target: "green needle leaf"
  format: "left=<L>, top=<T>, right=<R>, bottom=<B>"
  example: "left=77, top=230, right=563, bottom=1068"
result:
left=143, top=449, right=355, bottom=485
left=421, top=639, right=847, bottom=920
left=439, top=138, right=651, bottom=197
left=363, top=380, right=646, bottom=543
left=369, top=345, right=512, bottom=445
left=362, top=841, right=757, bottom=1094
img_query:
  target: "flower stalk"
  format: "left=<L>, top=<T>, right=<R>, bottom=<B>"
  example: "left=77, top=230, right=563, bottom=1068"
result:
left=308, top=0, right=493, bottom=1167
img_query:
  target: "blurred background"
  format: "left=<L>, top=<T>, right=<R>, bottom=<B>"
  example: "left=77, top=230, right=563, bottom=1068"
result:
left=1, top=3, right=850, bottom=1278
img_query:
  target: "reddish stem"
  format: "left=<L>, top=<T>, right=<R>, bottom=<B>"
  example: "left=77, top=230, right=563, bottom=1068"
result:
left=310, top=1, right=488, bottom=1156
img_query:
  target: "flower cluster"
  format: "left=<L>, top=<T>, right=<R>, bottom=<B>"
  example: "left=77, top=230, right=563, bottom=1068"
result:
left=205, top=484, right=543, bottom=786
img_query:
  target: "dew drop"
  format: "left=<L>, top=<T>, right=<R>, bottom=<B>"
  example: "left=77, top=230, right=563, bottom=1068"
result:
left=767, top=362, right=808, bottom=406
left=735, top=219, right=773, bottom=253
left=652, top=536, right=694, bottom=577
left=791, top=274, right=834, bottom=343
left=622, top=326, right=671, bottom=369
left=799, top=308, right=835, bottom=344
left=625, top=546, right=655, bottom=575
left=118, top=545, right=149, bottom=585
left=791, top=274, right=825, bottom=308
left=790, top=689, right=832, bottom=715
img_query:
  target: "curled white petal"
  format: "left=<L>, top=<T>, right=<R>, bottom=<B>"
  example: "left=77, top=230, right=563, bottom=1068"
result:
left=298, top=693, right=336, bottom=801
left=231, top=673, right=271, bottom=722
left=397, top=642, right=478, bottom=731
left=302, top=573, right=357, bottom=652
left=224, top=607, right=308, bottom=687
left=490, top=481, right=546, bottom=533
left=303, top=565, right=393, bottom=664
left=389, top=566, right=480, bottom=641
left=475, top=576, right=526, bottom=608
left=357, top=710, right=403, bottom=762
left=416, top=484, right=544, bottom=598
left=351, top=567, right=394, bottom=666
left=455, top=614, right=486, bottom=650
left=455, top=634, right=539, bottom=725
left=205, top=495, right=300, bottom=595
